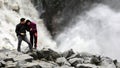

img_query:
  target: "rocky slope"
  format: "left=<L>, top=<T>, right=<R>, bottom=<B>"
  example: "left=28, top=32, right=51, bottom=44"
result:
left=0, top=48, right=119, bottom=68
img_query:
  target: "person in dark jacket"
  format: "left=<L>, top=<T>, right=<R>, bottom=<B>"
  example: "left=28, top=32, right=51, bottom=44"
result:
left=26, top=20, right=38, bottom=49
left=15, top=18, right=32, bottom=52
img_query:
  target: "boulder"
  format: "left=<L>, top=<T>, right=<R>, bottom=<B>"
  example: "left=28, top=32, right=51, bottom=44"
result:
left=39, top=61, right=58, bottom=68
left=0, top=60, right=5, bottom=67
left=56, top=57, right=71, bottom=66
left=67, top=53, right=81, bottom=60
left=115, top=62, right=120, bottom=68
left=15, top=60, right=27, bottom=68
left=4, top=57, right=14, bottom=62
left=0, top=52, right=14, bottom=62
left=36, top=50, right=44, bottom=60
left=100, top=57, right=116, bottom=68
left=69, top=58, right=84, bottom=67
left=76, top=64, right=99, bottom=68
left=55, top=65, right=75, bottom=68
left=22, top=62, right=41, bottom=68
left=23, top=65, right=41, bottom=68
left=14, top=54, right=33, bottom=62
left=29, top=51, right=38, bottom=60
left=90, top=55, right=101, bottom=65
left=0, top=53, right=7, bottom=60
left=62, top=49, right=75, bottom=58
left=37, top=48, right=61, bottom=61
left=113, top=60, right=120, bottom=68
left=5, top=61, right=17, bottom=68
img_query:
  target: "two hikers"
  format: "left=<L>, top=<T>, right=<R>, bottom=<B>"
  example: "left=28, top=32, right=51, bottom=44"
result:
left=15, top=18, right=37, bottom=52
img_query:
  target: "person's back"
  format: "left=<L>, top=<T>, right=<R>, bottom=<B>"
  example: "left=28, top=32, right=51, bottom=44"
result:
left=29, top=22, right=37, bottom=33
left=16, top=23, right=27, bottom=36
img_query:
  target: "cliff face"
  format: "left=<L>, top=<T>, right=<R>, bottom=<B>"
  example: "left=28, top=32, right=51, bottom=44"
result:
left=31, top=0, right=103, bottom=37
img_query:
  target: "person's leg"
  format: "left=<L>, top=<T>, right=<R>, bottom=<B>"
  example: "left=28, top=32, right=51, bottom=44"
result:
left=30, top=32, right=34, bottom=48
left=34, top=32, right=37, bottom=49
left=23, top=36, right=33, bottom=51
left=17, top=36, right=22, bottom=52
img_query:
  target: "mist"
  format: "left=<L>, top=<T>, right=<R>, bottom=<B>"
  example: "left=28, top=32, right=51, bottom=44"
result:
left=56, top=4, right=120, bottom=61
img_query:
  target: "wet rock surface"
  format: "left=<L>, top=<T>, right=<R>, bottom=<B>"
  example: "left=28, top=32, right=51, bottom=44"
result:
left=0, top=48, right=119, bottom=68
left=31, top=0, right=103, bottom=36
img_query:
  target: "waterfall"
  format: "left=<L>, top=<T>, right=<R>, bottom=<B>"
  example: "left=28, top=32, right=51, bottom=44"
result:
left=1, top=0, right=120, bottom=61
left=56, top=3, right=120, bottom=61
left=0, top=0, right=56, bottom=50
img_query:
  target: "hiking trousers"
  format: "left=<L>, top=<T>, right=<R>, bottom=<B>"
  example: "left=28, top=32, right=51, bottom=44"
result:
left=30, top=32, right=37, bottom=49
left=17, top=35, right=32, bottom=52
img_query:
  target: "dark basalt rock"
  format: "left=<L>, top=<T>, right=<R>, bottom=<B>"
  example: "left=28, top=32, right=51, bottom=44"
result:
left=31, top=0, right=103, bottom=37
left=36, top=48, right=61, bottom=61
left=77, top=66, right=92, bottom=68
left=56, top=57, right=71, bottom=66
left=29, top=48, right=61, bottom=61
left=23, top=65, right=42, bottom=68
left=62, top=49, right=75, bottom=59
left=90, top=55, right=101, bottom=65
left=69, top=58, right=84, bottom=67
left=0, top=61, right=5, bottom=67
left=4, top=58, right=14, bottom=62
left=5, top=62, right=17, bottom=68
left=29, top=52, right=38, bottom=60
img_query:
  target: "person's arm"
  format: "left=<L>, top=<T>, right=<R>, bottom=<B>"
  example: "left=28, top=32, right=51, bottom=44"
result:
left=31, top=23, right=37, bottom=32
left=15, top=24, right=20, bottom=36
left=26, top=25, right=30, bottom=32
left=33, top=24, right=37, bottom=32
left=34, top=24, right=37, bottom=36
left=34, top=24, right=37, bottom=32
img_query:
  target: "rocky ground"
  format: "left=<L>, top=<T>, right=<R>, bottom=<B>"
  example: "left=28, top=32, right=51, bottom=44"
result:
left=0, top=48, right=120, bottom=68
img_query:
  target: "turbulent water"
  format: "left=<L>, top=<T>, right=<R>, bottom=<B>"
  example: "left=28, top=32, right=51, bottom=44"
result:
left=0, top=0, right=56, bottom=50
left=56, top=3, right=120, bottom=61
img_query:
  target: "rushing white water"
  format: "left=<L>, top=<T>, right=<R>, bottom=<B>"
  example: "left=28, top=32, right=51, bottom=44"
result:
left=0, top=0, right=56, bottom=50
left=56, top=4, right=120, bottom=61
